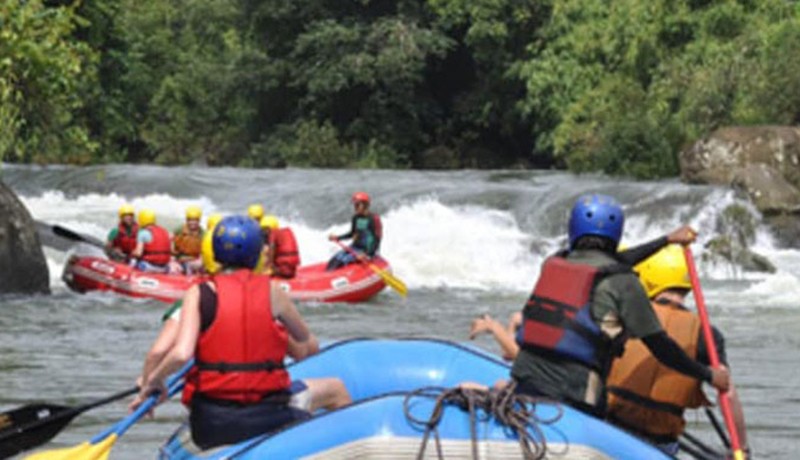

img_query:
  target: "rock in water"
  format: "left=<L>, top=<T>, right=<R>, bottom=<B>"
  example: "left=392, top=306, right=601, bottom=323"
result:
left=0, top=179, right=49, bottom=294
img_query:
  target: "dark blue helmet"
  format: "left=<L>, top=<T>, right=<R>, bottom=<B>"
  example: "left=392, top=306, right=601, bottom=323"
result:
left=212, top=215, right=263, bottom=269
left=568, top=194, right=624, bottom=249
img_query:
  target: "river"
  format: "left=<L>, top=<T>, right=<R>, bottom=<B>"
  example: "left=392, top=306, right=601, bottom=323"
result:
left=1, top=164, right=798, bottom=458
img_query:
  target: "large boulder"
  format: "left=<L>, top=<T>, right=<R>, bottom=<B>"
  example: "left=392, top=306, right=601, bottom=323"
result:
left=680, top=126, right=800, bottom=247
left=731, top=164, right=800, bottom=216
left=680, top=126, right=800, bottom=188
left=0, top=179, right=49, bottom=295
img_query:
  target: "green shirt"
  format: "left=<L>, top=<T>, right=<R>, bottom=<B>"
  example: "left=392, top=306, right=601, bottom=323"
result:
left=162, top=300, right=183, bottom=322
left=107, top=225, right=136, bottom=242
left=511, top=249, right=662, bottom=412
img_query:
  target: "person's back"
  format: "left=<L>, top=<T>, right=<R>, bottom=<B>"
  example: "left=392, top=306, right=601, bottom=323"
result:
left=512, top=245, right=659, bottom=415
left=605, top=244, right=748, bottom=455
left=130, top=215, right=351, bottom=451
left=272, top=226, right=300, bottom=279
left=511, top=194, right=729, bottom=418
left=133, top=209, right=172, bottom=273
left=606, top=297, right=706, bottom=443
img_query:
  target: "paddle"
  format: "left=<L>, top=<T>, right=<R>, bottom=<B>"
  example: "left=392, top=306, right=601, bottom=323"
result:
left=24, top=363, right=190, bottom=460
left=333, top=241, right=408, bottom=297
left=34, top=221, right=76, bottom=252
left=50, top=225, right=106, bottom=250
left=0, top=387, right=138, bottom=458
left=683, top=247, right=745, bottom=460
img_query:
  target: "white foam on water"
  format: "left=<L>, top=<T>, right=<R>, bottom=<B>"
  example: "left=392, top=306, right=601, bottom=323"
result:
left=371, top=197, right=538, bottom=290
left=18, top=188, right=799, bottom=304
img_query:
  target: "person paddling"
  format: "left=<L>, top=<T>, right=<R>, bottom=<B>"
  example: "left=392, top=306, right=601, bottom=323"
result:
left=131, top=215, right=351, bottom=449
left=606, top=244, right=749, bottom=456
left=130, top=209, right=173, bottom=273
left=510, top=194, right=729, bottom=418
left=468, top=225, right=701, bottom=362
left=106, top=204, right=138, bottom=261
left=463, top=194, right=729, bottom=420
left=327, top=192, right=382, bottom=271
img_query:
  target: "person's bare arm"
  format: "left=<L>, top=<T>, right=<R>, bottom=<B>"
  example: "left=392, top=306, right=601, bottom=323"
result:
left=131, top=285, right=201, bottom=410
left=272, top=283, right=317, bottom=359
left=138, top=318, right=180, bottom=387
left=470, top=314, right=520, bottom=361
left=132, top=241, right=145, bottom=258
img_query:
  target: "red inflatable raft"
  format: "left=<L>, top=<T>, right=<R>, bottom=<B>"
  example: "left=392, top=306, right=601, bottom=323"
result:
left=62, top=256, right=390, bottom=303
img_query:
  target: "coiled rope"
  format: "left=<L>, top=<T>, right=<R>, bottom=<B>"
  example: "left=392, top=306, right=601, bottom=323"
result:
left=403, top=382, right=563, bottom=460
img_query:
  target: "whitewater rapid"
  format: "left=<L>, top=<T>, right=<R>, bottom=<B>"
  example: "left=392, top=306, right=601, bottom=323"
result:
left=19, top=184, right=800, bottom=301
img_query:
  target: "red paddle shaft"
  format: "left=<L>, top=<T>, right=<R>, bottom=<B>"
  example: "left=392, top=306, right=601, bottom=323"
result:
left=683, top=247, right=745, bottom=460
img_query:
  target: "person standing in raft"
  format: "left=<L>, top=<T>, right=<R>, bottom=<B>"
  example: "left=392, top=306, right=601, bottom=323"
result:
left=106, top=204, right=138, bottom=261
left=326, top=191, right=382, bottom=271
left=260, top=215, right=301, bottom=279
left=606, top=244, right=749, bottom=456
left=130, top=208, right=173, bottom=273
left=131, top=215, right=351, bottom=450
left=172, top=205, right=205, bottom=274
left=459, top=195, right=730, bottom=418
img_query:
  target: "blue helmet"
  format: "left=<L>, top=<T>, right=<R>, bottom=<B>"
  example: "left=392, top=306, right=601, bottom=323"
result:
left=568, top=194, right=625, bottom=248
left=212, top=215, right=263, bottom=269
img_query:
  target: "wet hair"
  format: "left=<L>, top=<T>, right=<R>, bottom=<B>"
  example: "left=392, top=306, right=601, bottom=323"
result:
left=573, top=235, right=617, bottom=254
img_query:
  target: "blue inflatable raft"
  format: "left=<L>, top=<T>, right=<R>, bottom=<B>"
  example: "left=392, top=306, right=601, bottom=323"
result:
left=159, top=338, right=668, bottom=459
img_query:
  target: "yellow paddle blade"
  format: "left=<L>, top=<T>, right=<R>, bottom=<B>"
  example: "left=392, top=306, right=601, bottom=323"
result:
left=370, top=264, right=408, bottom=298
left=25, top=434, right=117, bottom=460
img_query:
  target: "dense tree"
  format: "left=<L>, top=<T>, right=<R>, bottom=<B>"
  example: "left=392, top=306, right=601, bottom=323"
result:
left=2, top=0, right=800, bottom=175
left=0, top=0, right=96, bottom=163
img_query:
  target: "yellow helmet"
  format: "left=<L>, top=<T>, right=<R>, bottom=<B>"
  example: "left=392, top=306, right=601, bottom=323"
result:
left=206, top=213, right=223, bottom=231
left=118, top=204, right=135, bottom=217
left=201, top=228, right=220, bottom=274
left=186, top=205, right=203, bottom=220
left=635, top=244, right=692, bottom=298
left=247, top=204, right=264, bottom=221
left=138, top=208, right=157, bottom=227
left=259, top=215, right=279, bottom=230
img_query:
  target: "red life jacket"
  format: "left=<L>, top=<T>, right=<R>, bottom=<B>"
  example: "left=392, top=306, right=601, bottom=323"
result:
left=271, top=228, right=300, bottom=278
left=185, top=270, right=290, bottom=404
left=141, top=225, right=172, bottom=265
left=112, top=222, right=138, bottom=257
left=521, top=255, right=629, bottom=372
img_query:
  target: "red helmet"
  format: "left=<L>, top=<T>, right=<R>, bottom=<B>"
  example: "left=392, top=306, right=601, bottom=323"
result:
left=351, top=191, right=370, bottom=204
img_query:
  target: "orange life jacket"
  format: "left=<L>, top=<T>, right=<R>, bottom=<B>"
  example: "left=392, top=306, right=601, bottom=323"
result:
left=606, top=302, right=709, bottom=440
left=112, top=222, right=138, bottom=257
left=271, top=228, right=300, bottom=278
left=141, top=225, right=172, bottom=266
left=173, top=224, right=203, bottom=258
left=184, top=270, right=290, bottom=404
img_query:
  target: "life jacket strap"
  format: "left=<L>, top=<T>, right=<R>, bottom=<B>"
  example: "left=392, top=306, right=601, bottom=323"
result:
left=607, top=386, right=684, bottom=416
left=196, top=360, right=285, bottom=373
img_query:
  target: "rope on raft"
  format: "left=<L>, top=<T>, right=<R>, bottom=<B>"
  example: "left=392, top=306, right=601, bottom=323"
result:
left=402, top=381, right=563, bottom=460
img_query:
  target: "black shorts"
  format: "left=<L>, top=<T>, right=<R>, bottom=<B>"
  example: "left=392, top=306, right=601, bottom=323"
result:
left=189, top=392, right=311, bottom=450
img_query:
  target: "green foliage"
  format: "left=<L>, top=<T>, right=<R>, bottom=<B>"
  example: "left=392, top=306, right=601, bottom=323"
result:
left=0, top=0, right=97, bottom=163
left=516, top=0, right=800, bottom=178
left=253, top=120, right=404, bottom=168
left=3, top=0, right=800, bottom=173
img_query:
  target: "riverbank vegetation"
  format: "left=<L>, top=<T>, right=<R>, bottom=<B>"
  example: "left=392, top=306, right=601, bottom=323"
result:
left=2, top=0, right=799, bottom=177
